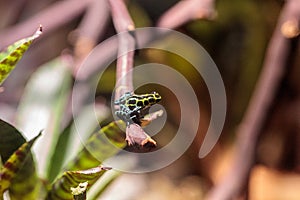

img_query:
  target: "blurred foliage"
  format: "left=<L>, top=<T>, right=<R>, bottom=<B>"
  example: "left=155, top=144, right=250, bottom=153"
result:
left=16, top=57, right=72, bottom=178
left=0, top=119, right=41, bottom=200
left=0, top=33, right=130, bottom=199
left=1, top=0, right=299, bottom=199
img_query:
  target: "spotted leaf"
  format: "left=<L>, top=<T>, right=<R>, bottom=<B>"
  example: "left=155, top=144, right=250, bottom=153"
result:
left=65, top=120, right=127, bottom=171
left=48, top=166, right=110, bottom=200
left=0, top=120, right=41, bottom=198
left=0, top=25, right=42, bottom=85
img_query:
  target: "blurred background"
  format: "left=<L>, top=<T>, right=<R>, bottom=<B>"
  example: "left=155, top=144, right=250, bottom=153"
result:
left=0, top=0, right=299, bottom=199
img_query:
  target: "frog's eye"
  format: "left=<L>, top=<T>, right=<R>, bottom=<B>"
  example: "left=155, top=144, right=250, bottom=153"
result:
left=155, top=94, right=161, bottom=99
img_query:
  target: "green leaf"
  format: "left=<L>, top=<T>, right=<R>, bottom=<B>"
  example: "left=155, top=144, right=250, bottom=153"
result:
left=47, top=103, right=110, bottom=182
left=87, top=170, right=121, bottom=199
left=0, top=119, right=41, bottom=200
left=0, top=132, right=41, bottom=195
left=8, top=160, right=41, bottom=200
left=65, top=120, right=127, bottom=171
left=0, top=119, right=26, bottom=162
left=0, top=26, right=42, bottom=85
left=47, top=121, right=126, bottom=199
left=16, top=57, right=72, bottom=178
left=46, top=124, right=73, bottom=183
left=47, top=166, right=110, bottom=200
left=71, top=182, right=88, bottom=200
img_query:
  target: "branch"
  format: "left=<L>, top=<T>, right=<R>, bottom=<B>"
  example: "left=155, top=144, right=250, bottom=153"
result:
left=126, top=123, right=157, bottom=148
left=0, top=0, right=28, bottom=27
left=0, top=0, right=93, bottom=49
left=107, top=0, right=157, bottom=148
left=108, top=0, right=135, bottom=100
left=73, top=0, right=217, bottom=81
left=157, top=0, right=216, bottom=28
left=72, top=0, right=110, bottom=75
left=205, top=0, right=300, bottom=199
left=62, top=0, right=110, bottom=128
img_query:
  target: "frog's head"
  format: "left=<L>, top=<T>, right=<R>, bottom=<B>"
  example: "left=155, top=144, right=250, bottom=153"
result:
left=149, top=91, right=161, bottom=104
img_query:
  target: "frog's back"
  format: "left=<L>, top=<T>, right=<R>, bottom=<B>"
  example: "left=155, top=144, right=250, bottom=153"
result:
left=126, top=92, right=161, bottom=111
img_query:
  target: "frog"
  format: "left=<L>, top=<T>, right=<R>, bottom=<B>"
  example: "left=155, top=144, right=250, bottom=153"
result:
left=114, top=91, right=161, bottom=125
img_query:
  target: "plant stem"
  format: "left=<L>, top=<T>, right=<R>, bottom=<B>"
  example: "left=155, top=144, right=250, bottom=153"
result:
left=108, top=0, right=135, bottom=101
left=157, top=0, right=216, bottom=28
left=205, top=0, right=300, bottom=199
left=73, top=0, right=110, bottom=75
left=0, top=0, right=93, bottom=49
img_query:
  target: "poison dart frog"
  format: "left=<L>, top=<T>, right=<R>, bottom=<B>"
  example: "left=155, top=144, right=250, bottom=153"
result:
left=114, top=92, right=161, bottom=125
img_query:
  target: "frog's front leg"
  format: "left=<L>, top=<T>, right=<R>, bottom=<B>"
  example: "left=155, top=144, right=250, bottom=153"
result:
left=130, top=105, right=142, bottom=113
left=115, top=104, right=131, bottom=120
left=115, top=104, right=142, bottom=125
left=114, top=92, right=133, bottom=105
left=128, top=106, right=143, bottom=124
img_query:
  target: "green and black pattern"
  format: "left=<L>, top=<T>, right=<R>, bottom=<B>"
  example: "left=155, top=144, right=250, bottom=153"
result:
left=114, top=92, right=161, bottom=125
